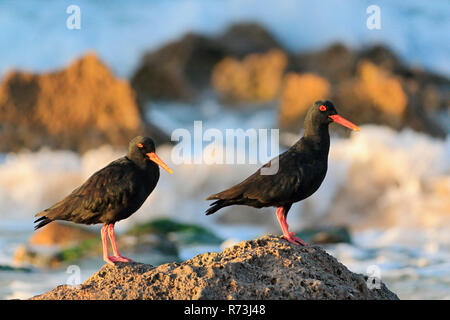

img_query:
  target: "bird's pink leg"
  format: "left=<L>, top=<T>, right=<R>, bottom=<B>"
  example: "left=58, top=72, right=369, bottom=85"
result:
left=101, top=224, right=115, bottom=266
left=107, top=224, right=134, bottom=263
left=276, top=207, right=306, bottom=246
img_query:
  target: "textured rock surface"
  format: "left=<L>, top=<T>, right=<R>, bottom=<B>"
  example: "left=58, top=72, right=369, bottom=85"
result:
left=32, top=235, right=398, bottom=300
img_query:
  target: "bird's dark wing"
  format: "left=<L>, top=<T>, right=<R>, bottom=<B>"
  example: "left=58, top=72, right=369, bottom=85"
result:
left=35, top=158, right=138, bottom=225
left=207, top=150, right=303, bottom=206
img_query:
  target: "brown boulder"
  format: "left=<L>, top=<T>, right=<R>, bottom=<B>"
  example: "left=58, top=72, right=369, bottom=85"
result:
left=28, top=222, right=96, bottom=246
left=31, top=235, right=398, bottom=300
left=279, top=72, right=331, bottom=131
left=335, top=60, right=446, bottom=137
left=335, top=60, right=408, bottom=129
left=289, top=44, right=448, bottom=137
left=212, top=49, right=287, bottom=104
left=289, top=43, right=356, bottom=84
left=218, top=22, right=283, bottom=58
left=131, top=22, right=283, bottom=106
left=131, top=33, right=224, bottom=104
left=13, top=222, right=96, bottom=268
left=357, top=45, right=402, bottom=74
left=0, top=53, right=168, bottom=153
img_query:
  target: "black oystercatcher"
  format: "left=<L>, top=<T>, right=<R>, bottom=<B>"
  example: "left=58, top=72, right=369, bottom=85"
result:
left=205, top=101, right=359, bottom=245
left=34, top=136, right=172, bottom=265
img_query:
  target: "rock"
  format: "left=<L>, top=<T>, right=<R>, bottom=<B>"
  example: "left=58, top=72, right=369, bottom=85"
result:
left=294, top=227, right=351, bottom=245
left=29, top=222, right=96, bottom=246
left=131, top=33, right=224, bottom=104
left=0, top=265, right=32, bottom=272
left=13, top=244, right=62, bottom=269
left=126, top=218, right=223, bottom=245
left=218, top=22, right=282, bottom=58
left=289, top=43, right=356, bottom=84
left=13, top=221, right=178, bottom=268
left=282, top=57, right=446, bottom=137
left=279, top=72, right=331, bottom=132
left=0, top=53, right=168, bottom=153
left=31, top=235, right=398, bottom=300
left=357, top=45, right=402, bottom=73
left=13, top=222, right=97, bottom=268
left=358, top=45, right=449, bottom=116
left=212, top=49, right=287, bottom=104
left=335, top=60, right=446, bottom=137
left=335, top=60, right=408, bottom=129
left=131, top=22, right=282, bottom=106
left=286, top=43, right=448, bottom=137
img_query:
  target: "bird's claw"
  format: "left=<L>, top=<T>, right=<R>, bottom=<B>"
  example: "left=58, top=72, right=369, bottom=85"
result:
left=111, top=255, right=134, bottom=263
left=282, top=232, right=307, bottom=246
left=104, top=255, right=134, bottom=265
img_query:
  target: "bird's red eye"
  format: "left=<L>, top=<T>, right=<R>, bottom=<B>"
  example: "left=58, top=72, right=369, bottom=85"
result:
left=137, top=143, right=143, bottom=148
left=319, top=105, right=327, bottom=111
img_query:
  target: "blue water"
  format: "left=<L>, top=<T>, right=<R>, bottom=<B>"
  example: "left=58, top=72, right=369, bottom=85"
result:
left=0, top=0, right=449, bottom=77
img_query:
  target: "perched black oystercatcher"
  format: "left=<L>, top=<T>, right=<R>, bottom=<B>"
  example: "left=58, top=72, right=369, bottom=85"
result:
left=34, top=136, right=172, bottom=265
left=206, top=100, right=359, bottom=245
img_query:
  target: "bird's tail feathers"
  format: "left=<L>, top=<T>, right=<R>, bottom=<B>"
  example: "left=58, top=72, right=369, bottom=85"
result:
left=205, top=199, right=234, bottom=215
left=33, top=215, right=53, bottom=230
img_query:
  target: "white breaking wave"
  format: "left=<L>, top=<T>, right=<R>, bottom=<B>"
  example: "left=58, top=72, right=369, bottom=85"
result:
left=0, top=125, right=448, bottom=232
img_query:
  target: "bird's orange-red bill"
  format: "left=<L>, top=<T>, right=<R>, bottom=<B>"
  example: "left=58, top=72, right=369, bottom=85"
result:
left=146, top=152, right=173, bottom=174
left=329, top=115, right=360, bottom=131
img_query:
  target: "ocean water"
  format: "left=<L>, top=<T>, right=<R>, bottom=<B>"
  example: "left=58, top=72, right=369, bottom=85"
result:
left=0, top=0, right=449, bottom=77
left=0, top=0, right=449, bottom=300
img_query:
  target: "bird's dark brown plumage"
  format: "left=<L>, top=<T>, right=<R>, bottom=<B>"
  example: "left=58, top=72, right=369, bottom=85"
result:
left=205, top=100, right=360, bottom=245
left=34, top=136, right=160, bottom=229
left=33, top=136, right=173, bottom=265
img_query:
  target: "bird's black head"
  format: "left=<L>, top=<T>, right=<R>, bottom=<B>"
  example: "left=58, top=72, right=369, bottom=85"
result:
left=128, top=136, right=172, bottom=173
left=129, top=136, right=156, bottom=155
left=304, top=100, right=360, bottom=136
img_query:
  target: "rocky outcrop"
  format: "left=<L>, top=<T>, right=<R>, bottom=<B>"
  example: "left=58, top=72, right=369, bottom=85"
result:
left=131, top=33, right=223, bottom=104
left=28, top=222, right=96, bottom=246
left=212, top=49, right=287, bottom=104
left=0, top=53, right=168, bottom=153
left=279, top=72, right=331, bottom=131
left=283, top=46, right=448, bottom=137
left=289, top=43, right=356, bottom=84
left=335, top=60, right=408, bottom=129
left=31, top=235, right=398, bottom=300
left=132, top=22, right=447, bottom=137
left=131, top=23, right=282, bottom=105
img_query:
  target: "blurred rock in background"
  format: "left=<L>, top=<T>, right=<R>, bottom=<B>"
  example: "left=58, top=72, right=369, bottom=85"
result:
left=0, top=53, right=168, bottom=153
left=130, top=23, right=282, bottom=106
